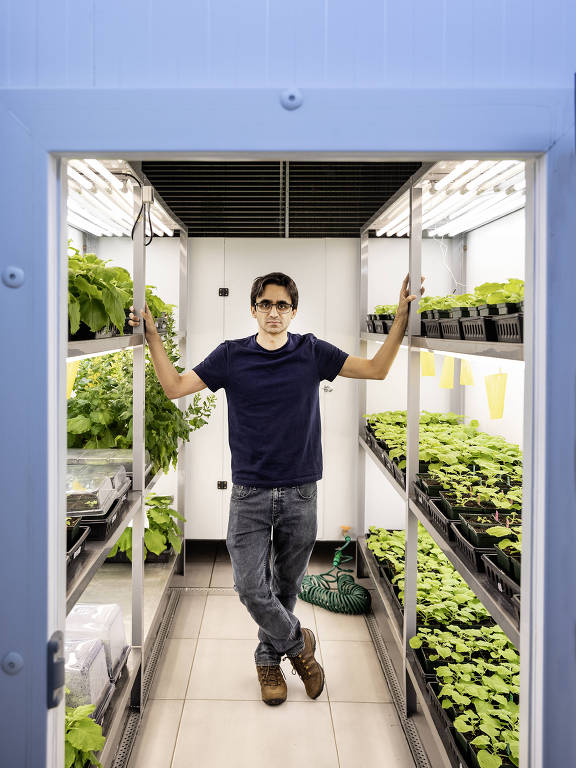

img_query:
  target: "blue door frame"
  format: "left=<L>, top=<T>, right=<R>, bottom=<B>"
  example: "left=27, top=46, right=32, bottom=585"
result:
left=0, top=87, right=574, bottom=768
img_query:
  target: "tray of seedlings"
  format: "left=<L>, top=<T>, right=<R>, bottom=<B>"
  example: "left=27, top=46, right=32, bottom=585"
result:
left=66, top=463, right=132, bottom=541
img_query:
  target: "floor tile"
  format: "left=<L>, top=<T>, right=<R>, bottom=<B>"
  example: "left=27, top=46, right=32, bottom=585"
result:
left=210, top=560, right=235, bottom=588
left=168, top=593, right=207, bottom=638
left=319, top=640, right=392, bottom=702
left=171, top=560, right=213, bottom=588
left=171, top=700, right=339, bottom=768
left=127, top=699, right=183, bottom=768
left=314, top=607, right=371, bottom=642
left=199, top=595, right=258, bottom=639
left=149, top=639, right=197, bottom=699
left=331, top=702, right=415, bottom=768
left=186, top=638, right=328, bottom=702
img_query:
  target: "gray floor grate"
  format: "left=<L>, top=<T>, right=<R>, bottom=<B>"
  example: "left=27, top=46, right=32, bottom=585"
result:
left=364, top=613, right=431, bottom=768
left=110, top=590, right=181, bottom=768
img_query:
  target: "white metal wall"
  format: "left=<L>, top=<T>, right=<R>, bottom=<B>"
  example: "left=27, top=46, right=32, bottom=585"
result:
left=1, top=1, right=575, bottom=89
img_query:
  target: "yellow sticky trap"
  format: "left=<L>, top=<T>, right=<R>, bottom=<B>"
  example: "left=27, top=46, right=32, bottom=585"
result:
left=67, top=360, right=81, bottom=399
left=485, top=372, right=508, bottom=419
left=420, top=350, right=435, bottom=377
left=460, top=360, right=475, bottom=386
left=439, top=356, right=455, bottom=389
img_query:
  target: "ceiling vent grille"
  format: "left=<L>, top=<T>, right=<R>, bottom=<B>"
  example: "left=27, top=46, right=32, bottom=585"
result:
left=142, top=161, right=421, bottom=238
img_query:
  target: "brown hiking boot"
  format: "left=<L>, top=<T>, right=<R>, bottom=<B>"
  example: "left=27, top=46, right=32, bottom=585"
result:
left=256, top=664, right=287, bottom=706
left=288, top=627, right=325, bottom=699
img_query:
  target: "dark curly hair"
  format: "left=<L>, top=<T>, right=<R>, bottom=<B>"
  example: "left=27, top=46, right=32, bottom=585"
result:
left=250, top=272, right=298, bottom=309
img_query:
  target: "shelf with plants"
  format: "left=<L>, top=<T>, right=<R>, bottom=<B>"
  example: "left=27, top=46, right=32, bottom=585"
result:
left=66, top=471, right=163, bottom=614
left=362, top=409, right=521, bottom=645
left=361, top=526, right=520, bottom=768
left=359, top=180, right=526, bottom=767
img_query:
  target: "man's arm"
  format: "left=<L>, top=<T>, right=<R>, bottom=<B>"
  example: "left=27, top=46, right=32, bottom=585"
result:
left=338, top=274, right=424, bottom=381
left=129, top=305, right=207, bottom=399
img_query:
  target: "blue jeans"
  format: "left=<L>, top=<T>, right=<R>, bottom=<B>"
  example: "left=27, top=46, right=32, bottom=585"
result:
left=226, top=482, right=318, bottom=666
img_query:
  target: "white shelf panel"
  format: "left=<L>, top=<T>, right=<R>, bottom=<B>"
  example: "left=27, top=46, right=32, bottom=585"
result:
left=361, top=332, right=524, bottom=361
left=67, top=334, right=145, bottom=358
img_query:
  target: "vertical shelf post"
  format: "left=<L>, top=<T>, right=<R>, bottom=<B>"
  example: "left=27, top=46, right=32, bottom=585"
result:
left=130, top=185, right=147, bottom=708
left=404, top=185, right=422, bottom=716
left=356, top=232, right=370, bottom=549
left=176, top=228, right=189, bottom=577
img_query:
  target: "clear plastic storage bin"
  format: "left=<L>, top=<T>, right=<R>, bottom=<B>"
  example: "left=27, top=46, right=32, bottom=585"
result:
left=66, top=603, right=130, bottom=681
left=64, top=637, right=112, bottom=709
left=67, top=448, right=152, bottom=477
left=66, top=465, right=116, bottom=517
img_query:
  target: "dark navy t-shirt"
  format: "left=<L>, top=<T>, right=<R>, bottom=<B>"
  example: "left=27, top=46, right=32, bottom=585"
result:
left=193, top=333, right=348, bottom=487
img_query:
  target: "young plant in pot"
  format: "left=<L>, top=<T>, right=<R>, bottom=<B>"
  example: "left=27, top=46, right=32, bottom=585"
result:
left=107, top=494, right=186, bottom=562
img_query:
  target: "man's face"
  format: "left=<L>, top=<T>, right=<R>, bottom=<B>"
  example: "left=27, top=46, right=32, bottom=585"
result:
left=251, top=284, right=297, bottom=335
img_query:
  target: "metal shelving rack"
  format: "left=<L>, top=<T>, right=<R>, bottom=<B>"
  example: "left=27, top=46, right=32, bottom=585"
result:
left=356, top=170, right=525, bottom=766
left=65, top=171, right=189, bottom=768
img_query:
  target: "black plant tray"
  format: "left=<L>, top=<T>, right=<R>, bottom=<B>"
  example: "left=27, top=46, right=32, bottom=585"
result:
left=373, top=318, right=386, bottom=334
left=478, top=303, right=500, bottom=316
left=494, top=313, right=523, bottom=343
left=66, top=526, right=91, bottom=575
left=511, top=593, right=521, bottom=623
left=413, top=483, right=431, bottom=512
left=383, top=318, right=396, bottom=333
left=449, top=307, right=474, bottom=319
left=106, top=545, right=175, bottom=565
left=460, top=315, right=498, bottom=342
left=410, top=648, right=436, bottom=684
left=439, top=317, right=464, bottom=340
left=428, top=499, right=457, bottom=542
left=444, top=727, right=472, bottom=768
left=433, top=309, right=452, bottom=319
left=438, top=493, right=488, bottom=520
left=497, top=301, right=522, bottom=315
left=92, top=681, right=116, bottom=726
left=451, top=523, right=494, bottom=572
left=66, top=516, right=84, bottom=549
left=421, top=318, right=442, bottom=338
left=482, top=553, right=520, bottom=605
left=427, top=681, right=454, bottom=736
left=365, top=315, right=376, bottom=333
left=82, top=496, right=126, bottom=541
left=416, top=473, right=443, bottom=496
left=393, top=463, right=406, bottom=488
left=376, top=563, right=404, bottom=627
left=457, top=511, right=514, bottom=548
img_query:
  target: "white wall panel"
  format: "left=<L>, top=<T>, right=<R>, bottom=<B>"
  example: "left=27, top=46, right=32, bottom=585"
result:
left=2, top=0, right=576, bottom=88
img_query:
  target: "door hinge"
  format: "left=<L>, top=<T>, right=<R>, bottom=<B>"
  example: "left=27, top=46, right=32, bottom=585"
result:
left=219, top=288, right=229, bottom=297
left=47, top=630, right=65, bottom=709
left=217, top=481, right=228, bottom=489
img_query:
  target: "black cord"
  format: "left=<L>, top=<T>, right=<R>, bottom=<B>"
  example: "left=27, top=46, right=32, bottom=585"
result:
left=112, top=172, right=154, bottom=244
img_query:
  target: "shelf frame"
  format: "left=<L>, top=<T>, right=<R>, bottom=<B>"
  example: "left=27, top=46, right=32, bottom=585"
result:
left=361, top=332, right=524, bottom=361
left=67, top=334, right=145, bottom=358
left=357, top=537, right=452, bottom=768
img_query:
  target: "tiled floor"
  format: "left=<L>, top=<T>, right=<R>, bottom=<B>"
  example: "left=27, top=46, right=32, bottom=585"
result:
left=127, top=543, right=415, bottom=768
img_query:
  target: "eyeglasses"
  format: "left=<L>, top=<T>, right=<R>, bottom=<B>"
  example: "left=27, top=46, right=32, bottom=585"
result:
left=254, top=301, right=293, bottom=314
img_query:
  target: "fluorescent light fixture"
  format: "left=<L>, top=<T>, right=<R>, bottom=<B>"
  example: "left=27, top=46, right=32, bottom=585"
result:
left=430, top=191, right=526, bottom=237
left=84, top=159, right=125, bottom=191
left=67, top=166, right=94, bottom=192
left=68, top=212, right=110, bottom=237
left=433, top=160, right=479, bottom=191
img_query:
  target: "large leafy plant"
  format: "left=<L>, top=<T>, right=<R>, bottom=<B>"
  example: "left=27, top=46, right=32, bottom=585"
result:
left=68, top=243, right=173, bottom=335
left=107, top=494, right=185, bottom=561
left=67, top=316, right=216, bottom=473
left=64, top=691, right=106, bottom=768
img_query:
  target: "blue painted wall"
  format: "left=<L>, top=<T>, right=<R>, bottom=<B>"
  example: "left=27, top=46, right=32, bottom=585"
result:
left=1, top=0, right=576, bottom=89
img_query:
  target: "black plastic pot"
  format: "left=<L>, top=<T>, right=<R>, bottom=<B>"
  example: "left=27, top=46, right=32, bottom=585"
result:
left=439, top=317, right=463, bottom=340
left=106, top=545, right=175, bottom=564
left=457, top=511, right=514, bottom=547
left=66, top=525, right=91, bottom=576
left=421, top=318, right=442, bottom=338
left=478, top=303, right=500, bottom=316
left=365, top=315, right=376, bottom=333
left=426, top=681, right=455, bottom=735
left=460, top=315, right=498, bottom=342
left=428, top=499, right=456, bottom=541
left=451, top=523, right=494, bottom=572
left=413, top=483, right=431, bottom=512
left=438, top=492, right=490, bottom=520
left=433, top=309, right=452, bottom=319
left=373, top=317, right=387, bottom=334
left=482, top=553, right=521, bottom=604
left=497, top=301, right=522, bottom=315
left=417, top=473, right=444, bottom=496
left=449, top=306, right=473, bottom=319
left=383, top=318, right=396, bottom=333
left=66, top=517, right=84, bottom=549
left=494, top=313, right=523, bottom=343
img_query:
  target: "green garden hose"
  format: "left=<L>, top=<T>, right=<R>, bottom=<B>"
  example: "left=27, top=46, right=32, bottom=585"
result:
left=298, top=537, right=371, bottom=614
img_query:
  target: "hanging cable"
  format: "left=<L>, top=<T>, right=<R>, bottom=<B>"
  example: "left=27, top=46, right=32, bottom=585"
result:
left=111, top=172, right=154, bottom=245
left=298, top=537, right=371, bottom=615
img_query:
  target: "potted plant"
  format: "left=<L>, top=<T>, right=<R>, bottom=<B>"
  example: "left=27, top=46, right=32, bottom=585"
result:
left=65, top=691, right=106, bottom=768
left=107, top=494, right=186, bottom=562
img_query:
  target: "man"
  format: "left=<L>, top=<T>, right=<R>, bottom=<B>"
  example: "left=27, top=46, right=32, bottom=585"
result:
left=130, top=271, right=422, bottom=706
